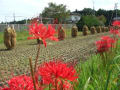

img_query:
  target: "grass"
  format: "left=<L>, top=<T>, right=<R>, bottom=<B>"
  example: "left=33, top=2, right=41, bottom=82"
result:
left=16, top=30, right=30, bottom=41
left=74, top=41, right=120, bottom=90
left=75, top=56, right=120, bottom=90
left=0, top=32, right=3, bottom=43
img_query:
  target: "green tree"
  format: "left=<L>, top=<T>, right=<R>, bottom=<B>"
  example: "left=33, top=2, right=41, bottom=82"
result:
left=76, top=15, right=103, bottom=31
left=97, top=15, right=106, bottom=24
left=82, top=8, right=95, bottom=15
left=42, top=2, right=70, bottom=23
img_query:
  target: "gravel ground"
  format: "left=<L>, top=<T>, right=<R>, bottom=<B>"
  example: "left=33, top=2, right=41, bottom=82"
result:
left=0, top=32, right=109, bottom=84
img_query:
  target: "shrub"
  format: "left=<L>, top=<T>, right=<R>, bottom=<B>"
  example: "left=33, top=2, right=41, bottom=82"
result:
left=4, top=26, right=16, bottom=50
left=76, top=15, right=103, bottom=31
left=97, top=15, right=106, bottom=24
left=71, top=25, right=78, bottom=37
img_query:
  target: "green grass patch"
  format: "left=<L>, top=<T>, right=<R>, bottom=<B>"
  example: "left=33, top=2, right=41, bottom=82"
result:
left=0, top=32, right=3, bottom=43
left=75, top=48, right=120, bottom=90
left=16, top=30, right=30, bottom=41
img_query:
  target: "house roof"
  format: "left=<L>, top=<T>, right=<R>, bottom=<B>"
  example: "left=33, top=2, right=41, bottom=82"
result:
left=70, top=12, right=80, bottom=16
left=113, top=17, right=120, bottom=20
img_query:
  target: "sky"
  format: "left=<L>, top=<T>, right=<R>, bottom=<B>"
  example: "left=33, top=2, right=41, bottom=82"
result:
left=0, top=0, right=119, bottom=22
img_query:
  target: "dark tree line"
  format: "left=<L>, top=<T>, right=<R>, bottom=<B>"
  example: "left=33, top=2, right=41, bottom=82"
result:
left=73, top=8, right=120, bottom=26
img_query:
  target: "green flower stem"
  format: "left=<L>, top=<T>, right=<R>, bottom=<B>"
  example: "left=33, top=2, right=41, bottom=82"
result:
left=29, top=58, right=37, bottom=90
left=34, top=43, right=40, bottom=73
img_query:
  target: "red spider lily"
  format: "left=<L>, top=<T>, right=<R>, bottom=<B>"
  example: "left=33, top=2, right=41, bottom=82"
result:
left=112, top=20, right=120, bottom=27
left=36, top=60, right=78, bottom=89
left=28, top=22, right=58, bottom=47
left=53, top=18, right=58, bottom=24
left=31, top=17, right=39, bottom=24
left=0, top=75, right=43, bottom=90
left=110, top=27, right=119, bottom=35
left=96, top=36, right=116, bottom=53
left=110, top=20, right=120, bottom=36
left=0, top=87, right=9, bottom=90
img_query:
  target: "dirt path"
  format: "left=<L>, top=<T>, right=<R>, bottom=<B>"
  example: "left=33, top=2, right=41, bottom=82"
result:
left=0, top=32, right=109, bottom=84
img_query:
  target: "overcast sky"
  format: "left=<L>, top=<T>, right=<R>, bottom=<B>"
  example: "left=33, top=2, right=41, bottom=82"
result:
left=0, top=0, right=119, bottom=22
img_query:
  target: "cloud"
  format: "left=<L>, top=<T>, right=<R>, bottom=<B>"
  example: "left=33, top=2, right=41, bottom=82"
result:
left=0, top=0, right=119, bottom=22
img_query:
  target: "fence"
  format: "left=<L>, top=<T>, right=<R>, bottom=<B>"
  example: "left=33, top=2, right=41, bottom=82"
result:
left=0, top=24, right=75, bottom=32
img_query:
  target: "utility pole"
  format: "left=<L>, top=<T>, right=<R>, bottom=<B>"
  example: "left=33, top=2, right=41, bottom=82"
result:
left=114, top=3, right=118, bottom=20
left=39, top=14, right=42, bottom=23
left=4, top=16, right=7, bottom=25
left=25, top=19, right=27, bottom=24
left=92, top=0, right=95, bottom=15
left=13, top=13, right=15, bottom=24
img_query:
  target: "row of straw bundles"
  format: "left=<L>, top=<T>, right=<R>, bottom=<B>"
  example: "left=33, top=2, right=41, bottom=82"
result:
left=3, top=25, right=77, bottom=49
left=3, top=25, right=109, bottom=49
left=98, top=26, right=109, bottom=32
left=4, top=26, right=16, bottom=50
left=82, top=25, right=109, bottom=36
left=58, top=25, right=78, bottom=39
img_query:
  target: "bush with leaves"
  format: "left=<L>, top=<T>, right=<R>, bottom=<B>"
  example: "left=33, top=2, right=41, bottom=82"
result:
left=76, top=15, right=103, bottom=31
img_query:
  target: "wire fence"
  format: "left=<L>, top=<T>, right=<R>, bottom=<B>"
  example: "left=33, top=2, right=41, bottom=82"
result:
left=0, top=24, right=75, bottom=32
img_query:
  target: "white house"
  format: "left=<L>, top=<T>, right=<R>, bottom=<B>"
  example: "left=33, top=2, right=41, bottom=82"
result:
left=67, top=13, right=81, bottom=23
left=113, top=17, right=120, bottom=21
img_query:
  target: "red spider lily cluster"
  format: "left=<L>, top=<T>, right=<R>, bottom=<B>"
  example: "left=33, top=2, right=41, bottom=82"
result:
left=112, top=20, right=120, bottom=27
left=0, top=75, right=37, bottom=90
left=0, top=21, right=78, bottom=90
left=28, top=22, right=58, bottom=47
left=0, top=61, right=78, bottom=90
left=36, top=60, right=78, bottom=89
left=53, top=18, right=58, bottom=24
left=110, top=27, right=119, bottom=35
left=110, top=20, right=120, bottom=36
left=96, top=36, right=116, bottom=53
left=96, top=20, right=120, bottom=54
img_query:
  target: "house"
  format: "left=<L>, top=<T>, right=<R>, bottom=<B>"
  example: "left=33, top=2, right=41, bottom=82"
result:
left=113, top=17, right=120, bottom=21
left=67, top=13, right=81, bottom=23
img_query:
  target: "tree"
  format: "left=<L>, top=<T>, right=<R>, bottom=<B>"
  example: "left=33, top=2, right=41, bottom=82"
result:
left=96, top=9, right=107, bottom=16
left=97, top=15, right=106, bottom=24
left=82, top=8, right=95, bottom=15
left=76, top=15, right=103, bottom=31
left=42, top=2, right=70, bottom=23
